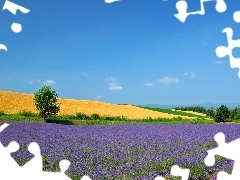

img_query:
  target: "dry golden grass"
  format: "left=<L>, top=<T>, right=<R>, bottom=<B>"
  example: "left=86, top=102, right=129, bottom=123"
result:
left=0, top=90, right=194, bottom=119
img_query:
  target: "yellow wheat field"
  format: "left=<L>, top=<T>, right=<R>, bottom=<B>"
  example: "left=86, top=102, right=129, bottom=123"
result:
left=0, top=90, right=194, bottom=119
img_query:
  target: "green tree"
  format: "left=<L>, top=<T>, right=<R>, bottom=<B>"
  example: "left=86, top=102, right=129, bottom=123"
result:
left=233, top=111, right=240, bottom=120
left=206, top=108, right=215, bottom=118
left=229, top=107, right=238, bottom=119
left=214, top=105, right=230, bottom=123
left=34, top=85, right=60, bottom=120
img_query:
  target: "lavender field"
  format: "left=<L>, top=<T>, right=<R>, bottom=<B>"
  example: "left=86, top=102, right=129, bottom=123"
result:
left=0, top=122, right=238, bottom=179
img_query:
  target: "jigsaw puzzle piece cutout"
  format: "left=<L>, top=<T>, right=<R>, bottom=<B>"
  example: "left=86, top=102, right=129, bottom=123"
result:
left=2, top=0, right=30, bottom=15
left=215, top=0, right=227, bottom=13
left=18, top=142, right=75, bottom=180
left=41, top=160, right=72, bottom=180
left=0, top=123, right=22, bottom=178
left=174, top=0, right=188, bottom=23
left=0, top=124, right=77, bottom=180
left=0, top=141, right=21, bottom=178
left=54, top=159, right=71, bottom=179
left=154, top=165, right=190, bottom=180
left=217, top=171, right=234, bottom=180
left=171, top=165, right=190, bottom=180
left=204, top=132, right=240, bottom=179
left=0, top=44, right=7, bottom=51
left=20, top=142, right=43, bottom=179
left=81, top=175, right=92, bottom=180
left=216, top=27, right=240, bottom=78
left=154, top=176, right=165, bottom=180
left=174, top=0, right=211, bottom=23
left=205, top=132, right=240, bottom=164
left=0, top=123, right=9, bottom=132
left=59, top=159, right=71, bottom=173
left=233, top=11, right=240, bottom=23
left=215, top=11, right=240, bottom=78
left=174, top=0, right=227, bottom=23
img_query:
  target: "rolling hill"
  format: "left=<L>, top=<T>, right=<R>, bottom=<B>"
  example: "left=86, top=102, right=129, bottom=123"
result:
left=0, top=90, right=196, bottom=120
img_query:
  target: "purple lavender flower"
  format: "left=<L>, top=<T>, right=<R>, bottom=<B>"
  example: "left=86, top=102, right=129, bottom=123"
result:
left=0, top=122, right=238, bottom=179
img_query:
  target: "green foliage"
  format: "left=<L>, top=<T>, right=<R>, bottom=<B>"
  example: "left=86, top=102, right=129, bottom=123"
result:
left=103, top=116, right=114, bottom=120
left=233, top=111, right=240, bottom=120
left=228, top=107, right=240, bottom=121
left=76, top=112, right=89, bottom=120
left=139, top=107, right=205, bottom=118
left=214, top=105, right=230, bottom=123
left=147, top=117, right=153, bottom=121
left=0, top=111, right=5, bottom=116
left=173, top=106, right=207, bottom=114
left=90, top=113, right=100, bottom=120
left=53, top=114, right=77, bottom=120
left=0, top=113, right=217, bottom=125
left=206, top=108, right=215, bottom=118
left=230, top=107, right=238, bottom=119
left=33, top=85, right=60, bottom=120
left=0, top=114, right=44, bottom=122
left=17, top=111, right=39, bottom=117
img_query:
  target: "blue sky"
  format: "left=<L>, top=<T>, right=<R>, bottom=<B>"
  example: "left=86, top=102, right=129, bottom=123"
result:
left=1, top=0, right=240, bottom=105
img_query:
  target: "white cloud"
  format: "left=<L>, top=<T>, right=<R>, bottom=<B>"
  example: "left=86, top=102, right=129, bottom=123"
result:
left=144, top=82, right=153, bottom=86
left=43, top=80, right=56, bottom=85
left=106, top=77, right=122, bottom=90
left=27, top=79, right=56, bottom=85
left=215, top=61, right=223, bottom=65
left=27, top=79, right=41, bottom=84
left=96, top=95, right=103, bottom=100
left=158, top=77, right=179, bottom=84
left=109, top=83, right=122, bottom=90
left=183, top=71, right=196, bottom=78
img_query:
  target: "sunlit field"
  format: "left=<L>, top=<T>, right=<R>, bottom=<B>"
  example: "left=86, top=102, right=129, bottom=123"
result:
left=0, top=90, right=235, bottom=180
left=0, top=90, right=195, bottom=120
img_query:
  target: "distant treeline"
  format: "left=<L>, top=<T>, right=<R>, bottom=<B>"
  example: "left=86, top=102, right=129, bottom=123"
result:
left=173, top=106, right=207, bottom=114
left=173, top=105, right=240, bottom=122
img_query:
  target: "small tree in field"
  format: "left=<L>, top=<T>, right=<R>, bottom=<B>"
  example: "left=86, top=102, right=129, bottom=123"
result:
left=206, top=108, right=215, bottom=119
left=34, top=85, right=60, bottom=120
left=214, top=105, right=230, bottom=123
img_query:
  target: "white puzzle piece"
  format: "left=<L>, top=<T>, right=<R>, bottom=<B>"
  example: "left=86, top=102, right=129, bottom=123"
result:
left=174, top=0, right=227, bottom=23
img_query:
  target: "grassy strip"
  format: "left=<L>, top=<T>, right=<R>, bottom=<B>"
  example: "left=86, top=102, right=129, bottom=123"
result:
left=0, top=112, right=215, bottom=125
left=0, top=114, right=44, bottom=122
left=137, top=107, right=208, bottom=118
left=45, top=118, right=216, bottom=126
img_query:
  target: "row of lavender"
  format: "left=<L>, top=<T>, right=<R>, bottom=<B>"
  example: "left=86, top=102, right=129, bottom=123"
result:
left=0, top=122, right=238, bottom=179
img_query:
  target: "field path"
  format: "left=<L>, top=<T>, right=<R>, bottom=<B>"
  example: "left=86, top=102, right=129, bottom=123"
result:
left=0, top=90, right=194, bottom=119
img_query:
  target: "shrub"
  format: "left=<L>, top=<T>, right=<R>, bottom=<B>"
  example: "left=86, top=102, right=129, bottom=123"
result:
left=0, top=111, right=5, bottom=116
left=57, top=115, right=76, bottom=120
left=34, top=85, right=60, bottom=121
left=177, top=116, right=182, bottom=120
left=147, top=117, right=153, bottom=121
left=103, top=116, right=114, bottom=121
left=91, top=113, right=100, bottom=120
left=76, top=113, right=89, bottom=120
left=17, top=111, right=38, bottom=117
